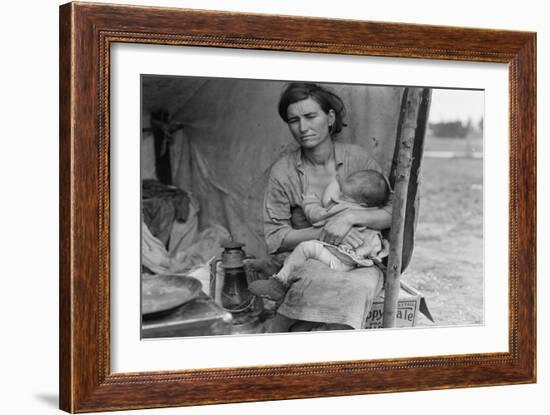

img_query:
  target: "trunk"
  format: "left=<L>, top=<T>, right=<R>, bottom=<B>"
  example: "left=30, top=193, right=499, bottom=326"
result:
left=383, top=87, right=431, bottom=328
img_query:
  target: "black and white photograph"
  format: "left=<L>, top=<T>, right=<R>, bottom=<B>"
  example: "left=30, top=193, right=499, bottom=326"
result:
left=140, top=76, right=484, bottom=338
left=3, top=0, right=544, bottom=413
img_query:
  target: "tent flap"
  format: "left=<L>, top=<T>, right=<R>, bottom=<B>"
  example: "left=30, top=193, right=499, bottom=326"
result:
left=142, top=77, right=405, bottom=259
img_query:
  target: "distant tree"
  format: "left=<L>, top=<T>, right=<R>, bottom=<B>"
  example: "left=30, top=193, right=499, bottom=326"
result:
left=429, top=120, right=470, bottom=138
left=466, top=117, right=473, bottom=131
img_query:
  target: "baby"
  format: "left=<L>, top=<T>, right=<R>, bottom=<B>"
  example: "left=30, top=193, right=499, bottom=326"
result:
left=249, top=169, right=390, bottom=302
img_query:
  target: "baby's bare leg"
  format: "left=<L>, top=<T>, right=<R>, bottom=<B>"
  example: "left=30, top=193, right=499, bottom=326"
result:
left=277, top=240, right=353, bottom=284
left=249, top=241, right=356, bottom=302
left=276, top=241, right=324, bottom=284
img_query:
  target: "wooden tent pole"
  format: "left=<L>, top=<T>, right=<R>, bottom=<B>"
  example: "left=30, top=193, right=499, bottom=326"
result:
left=383, top=88, right=426, bottom=328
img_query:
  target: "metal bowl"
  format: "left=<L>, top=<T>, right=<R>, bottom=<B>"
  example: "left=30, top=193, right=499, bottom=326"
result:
left=142, top=274, right=202, bottom=316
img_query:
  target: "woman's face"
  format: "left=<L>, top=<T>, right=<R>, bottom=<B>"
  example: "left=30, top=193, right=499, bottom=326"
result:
left=286, top=97, right=335, bottom=149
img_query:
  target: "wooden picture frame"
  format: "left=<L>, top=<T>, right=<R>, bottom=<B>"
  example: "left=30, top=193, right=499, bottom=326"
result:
left=59, top=2, right=536, bottom=412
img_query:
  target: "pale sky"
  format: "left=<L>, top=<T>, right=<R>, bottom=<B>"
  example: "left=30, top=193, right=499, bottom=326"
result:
left=428, top=89, right=484, bottom=124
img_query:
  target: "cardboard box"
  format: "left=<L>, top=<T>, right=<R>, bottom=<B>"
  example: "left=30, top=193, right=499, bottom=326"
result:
left=364, top=281, right=433, bottom=328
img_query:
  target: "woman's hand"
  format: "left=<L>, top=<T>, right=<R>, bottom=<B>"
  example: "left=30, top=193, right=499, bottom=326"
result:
left=341, top=227, right=364, bottom=249
left=321, top=212, right=353, bottom=245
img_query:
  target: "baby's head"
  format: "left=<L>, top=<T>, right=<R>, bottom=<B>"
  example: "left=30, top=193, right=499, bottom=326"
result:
left=340, top=170, right=390, bottom=207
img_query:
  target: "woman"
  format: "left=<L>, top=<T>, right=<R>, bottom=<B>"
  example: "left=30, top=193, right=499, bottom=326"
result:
left=253, top=82, right=392, bottom=331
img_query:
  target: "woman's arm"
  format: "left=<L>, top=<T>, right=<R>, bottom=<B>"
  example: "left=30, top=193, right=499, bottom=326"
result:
left=347, top=207, right=392, bottom=230
left=264, top=169, right=325, bottom=254
left=321, top=208, right=392, bottom=246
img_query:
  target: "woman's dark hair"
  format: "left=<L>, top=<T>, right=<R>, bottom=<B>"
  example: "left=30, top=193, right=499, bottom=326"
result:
left=278, top=82, right=347, bottom=136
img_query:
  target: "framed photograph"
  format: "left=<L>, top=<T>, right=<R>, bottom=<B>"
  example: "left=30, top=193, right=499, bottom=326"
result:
left=59, top=2, right=536, bottom=412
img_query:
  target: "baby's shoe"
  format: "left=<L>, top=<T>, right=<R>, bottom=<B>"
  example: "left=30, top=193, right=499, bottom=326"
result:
left=248, top=276, right=288, bottom=302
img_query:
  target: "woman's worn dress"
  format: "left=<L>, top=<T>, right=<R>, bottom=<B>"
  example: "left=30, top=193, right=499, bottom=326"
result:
left=264, top=141, right=392, bottom=329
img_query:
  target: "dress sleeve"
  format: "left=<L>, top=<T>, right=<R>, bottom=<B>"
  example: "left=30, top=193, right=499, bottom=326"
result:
left=263, top=175, right=294, bottom=254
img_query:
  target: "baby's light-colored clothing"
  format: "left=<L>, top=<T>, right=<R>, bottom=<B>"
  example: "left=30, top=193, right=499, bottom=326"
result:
left=276, top=238, right=388, bottom=284
left=321, top=228, right=388, bottom=267
left=301, top=191, right=389, bottom=265
left=276, top=240, right=355, bottom=284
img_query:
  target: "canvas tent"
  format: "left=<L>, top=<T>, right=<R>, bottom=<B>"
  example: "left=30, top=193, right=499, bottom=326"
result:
left=141, top=76, right=408, bottom=262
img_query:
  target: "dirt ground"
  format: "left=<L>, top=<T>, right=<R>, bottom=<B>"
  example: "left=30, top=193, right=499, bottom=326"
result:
left=404, top=136, right=484, bottom=327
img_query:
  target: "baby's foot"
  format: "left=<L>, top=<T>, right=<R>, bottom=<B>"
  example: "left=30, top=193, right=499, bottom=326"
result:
left=248, top=276, right=288, bottom=302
